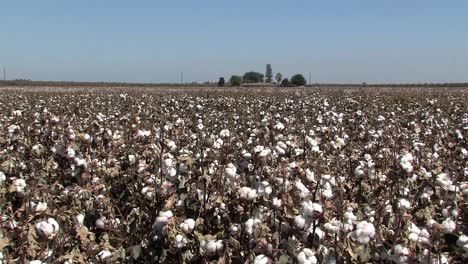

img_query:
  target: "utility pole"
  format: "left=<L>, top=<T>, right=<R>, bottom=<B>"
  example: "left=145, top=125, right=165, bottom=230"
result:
left=180, top=72, right=183, bottom=84
left=308, top=72, right=311, bottom=85
left=3, top=67, right=5, bottom=81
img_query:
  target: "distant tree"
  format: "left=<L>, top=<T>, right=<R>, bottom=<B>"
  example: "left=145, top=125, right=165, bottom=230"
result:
left=218, top=77, right=225, bottom=87
left=265, top=64, right=273, bottom=83
left=281, top=78, right=291, bottom=87
left=291, top=74, right=306, bottom=86
left=275, top=73, right=282, bottom=84
left=242, top=71, right=264, bottom=83
left=229, top=75, right=242, bottom=86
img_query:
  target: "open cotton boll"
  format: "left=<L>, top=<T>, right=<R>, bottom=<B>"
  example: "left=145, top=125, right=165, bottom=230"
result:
left=400, top=153, right=414, bottom=173
left=302, top=201, right=322, bottom=218
left=32, top=202, right=48, bottom=213
left=224, top=163, right=237, bottom=179
left=349, top=221, right=375, bottom=244
left=35, top=218, right=60, bottom=239
left=179, top=218, right=196, bottom=233
left=29, top=261, right=44, bottom=264
left=13, top=178, right=27, bottom=193
left=174, top=234, right=187, bottom=248
left=239, top=187, right=257, bottom=200
left=219, top=129, right=230, bottom=138
left=305, top=169, right=316, bottom=183
left=254, top=254, right=270, bottom=264
left=245, top=218, right=262, bottom=235
left=295, top=180, right=311, bottom=198
left=294, top=214, right=307, bottom=229
left=74, top=214, right=85, bottom=227
left=0, top=171, right=6, bottom=185
left=272, top=197, right=282, bottom=209
left=398, top=199, right=411, bottom=211
left=441, top=218, right=456, bottom=233
left=297, top=248, right=317, bottom=264
left=95, top=216, right=107, bottom=229
left=457, top=235, right=468, bottom=252
left=200, top=239, right=223, bottom=253
left=97, top=250, right=112, bottom=261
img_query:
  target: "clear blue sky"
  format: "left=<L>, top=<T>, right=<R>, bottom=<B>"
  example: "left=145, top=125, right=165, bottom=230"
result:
left=1, top=0, right=467, bottom=83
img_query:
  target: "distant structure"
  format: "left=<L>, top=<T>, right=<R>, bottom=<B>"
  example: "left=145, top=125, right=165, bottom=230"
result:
left=3, top=67, right=5, bottom=81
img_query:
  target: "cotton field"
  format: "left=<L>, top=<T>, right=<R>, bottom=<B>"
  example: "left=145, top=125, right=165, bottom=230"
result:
left=0, top=86, right=467, bottom=263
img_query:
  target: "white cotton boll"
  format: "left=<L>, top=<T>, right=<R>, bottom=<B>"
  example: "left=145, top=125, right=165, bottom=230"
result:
left=220, top=129, right=230, bottom=138
left=0, top=171, right=6, bottom=185
left=239, top=187, right=257, bottom=200
left=160, top=210, right=173, bottom=219
left=29, top=261, right=44, bottom=264
left=259, top=148, right=271, bottom=157
left=35, top=218, right=59, bottom=239
left=175, top=234, right=187, bottom=248
left=350, top=221, right=375, bottom=244
left=200, top=239, right=223, bottom=253
left=294, top=215, right=307, bottom=229
left=224, top=163, right=236, bottom=179
left=95, top=216, right=106, bottom=229
left=66, top=147, right=76, bottom=158
left=274, top=122, right=285, bottom=130
left=354, top=165, right=364, bottom=177
left=229, top=224, right=240, bottom=235
left=295, top=180, right=311, bottom=198
left=164, top=158, right=173, bottom=168
left=34, top=202, right=48, bottom=213
left=180, top=218, right=196, bottom=233
left=74, top=158, right=87, bottom=168
left=272, top=197, right=282, bottom=209
left=398, top=199, right=411, bottom=211
left=303, top=201, right=322, bottom=218
left=399, top=153, right=414, bottom=173
left=74, top=214, right=85, bottom=227
left=254, top=254, right=270, bottom=264
left=441, top=218, right=456, bottom=233
left=128, top=154, right=136, bottom=164
left=275, top=145, right=286, bottom=156
left=457, top=235, right=468, bottom=252
left=305, top=169, right=315, bottom=183
left=297, top=248, right=317, bottom=264
left=98, top=250, right=112, bottom=261
left=245, top=218, right=261, bottom=235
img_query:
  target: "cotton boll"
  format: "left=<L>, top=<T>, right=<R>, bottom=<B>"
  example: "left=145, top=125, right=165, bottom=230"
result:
left=13, top=178, right=27, bottom=193
left=398, top=199, right=411, bottom=211
left=297, top=248, right=317, bottom=264
left=303, top=201, right=322, bottom=218
left=254, top=254, right=270, bottom=264
left=224, top=163, right=237, bottom=179
left=35, top=218, right=60, bottom=239
left=441, top=218, right=456, bottom=233
left=0, top=171, right=6, bottom=185
left=179, top=218, right=196, bottom=233
left=29, top=261, right=44, bottom=264
left=74, top=214, right=85, bottom=227
left=349, top=221, right=375, bottom=244
left=33, top=202, right=48, bottom=213
left=294, top=215, right=307, bottom=229
left=98, top=250, right=112, bottom=261
left=175, top=234, right=187, bottom=248
left=239, top=187, right=257, bottom=200
left=272, top=197, right=282, bottom=209
left=95, top=216, right=107, bottom=229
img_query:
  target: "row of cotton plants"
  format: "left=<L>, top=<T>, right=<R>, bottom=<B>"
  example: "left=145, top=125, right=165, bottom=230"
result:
left=0, top=87, right=466, bottom=263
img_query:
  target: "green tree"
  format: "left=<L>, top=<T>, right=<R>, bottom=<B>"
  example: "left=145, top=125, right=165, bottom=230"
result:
left=275, top=73, right=282, bottom=84
left=291, top=74, right=306, bottom=86
left=242, top=71, right=264, bottom=83
left=229, top=75, right=242, bottom=86
left=217, top=77, right=225, bottom=87
left=281, top=78, right=291, bottom=87
left=265, top=64, right=273, bottom=83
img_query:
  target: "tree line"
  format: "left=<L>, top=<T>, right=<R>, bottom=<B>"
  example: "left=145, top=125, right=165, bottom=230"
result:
left=218, top=64, right=307, bottom=87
